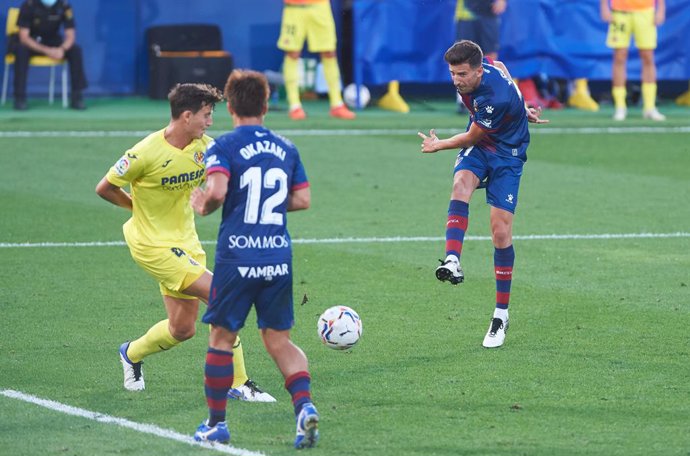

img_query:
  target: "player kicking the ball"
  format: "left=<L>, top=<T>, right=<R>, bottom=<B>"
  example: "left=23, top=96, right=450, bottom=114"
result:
left=418, top=40, right=547, bottom=348
left=96, top=83, right=275, bottom=402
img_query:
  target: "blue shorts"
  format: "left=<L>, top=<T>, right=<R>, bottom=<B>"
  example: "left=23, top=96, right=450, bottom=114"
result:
left=203, top=261, right=294, bottom=332
left=454, top=147, right=524, bottom=213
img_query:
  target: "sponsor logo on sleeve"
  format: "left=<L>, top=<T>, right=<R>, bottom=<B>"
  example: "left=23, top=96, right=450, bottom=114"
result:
left=114, top=157, right=130, bottom=176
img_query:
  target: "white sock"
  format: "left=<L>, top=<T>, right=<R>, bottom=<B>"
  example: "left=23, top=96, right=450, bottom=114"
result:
left=493, top=308, right=508, bottom=322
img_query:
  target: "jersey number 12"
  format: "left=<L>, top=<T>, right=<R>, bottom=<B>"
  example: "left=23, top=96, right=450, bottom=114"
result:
left=240, top=166, right=288, bottom=225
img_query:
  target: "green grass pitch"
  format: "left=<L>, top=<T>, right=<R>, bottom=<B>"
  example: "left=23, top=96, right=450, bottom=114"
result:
left=1, top=97, right=689, bottom=456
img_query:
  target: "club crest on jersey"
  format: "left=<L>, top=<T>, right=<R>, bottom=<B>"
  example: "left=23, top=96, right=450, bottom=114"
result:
left=194, top=150, right=205, bottom=165
left=114, top=157, right=130, bottom=176
left=486, top=105, right=494, bottom=114
left=237, top=263, right=289, bottom=281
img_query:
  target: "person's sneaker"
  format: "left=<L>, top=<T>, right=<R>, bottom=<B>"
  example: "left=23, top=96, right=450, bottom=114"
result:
left=294, top=403, right=319, bottom=449
left=289, top=106, right=306, bottom=120
left=194, top=420, right=230, bottom=443
left=330, top=103, right=356, bottom=120
left=643, top=108, right=666, bottom=121
left=482, top=317, right=509, bottom=348
left=435, top=258, right=464, bottom=285
left=227, top=379, right=277, bottom=402
left=119, top=342, right=145, bottom=391
left=613, top=107, right=627, bottom=121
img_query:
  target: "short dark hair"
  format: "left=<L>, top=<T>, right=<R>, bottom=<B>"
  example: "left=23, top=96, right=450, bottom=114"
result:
left=444, top=40, right=484, bottom=68
left=167, top=83, right=223, bottom=119
left=224, top=69, right=270, bottom=118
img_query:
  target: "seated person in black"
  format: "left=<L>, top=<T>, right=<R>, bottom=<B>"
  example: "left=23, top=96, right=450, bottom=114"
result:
left=12, top=0, right=87, bottom=110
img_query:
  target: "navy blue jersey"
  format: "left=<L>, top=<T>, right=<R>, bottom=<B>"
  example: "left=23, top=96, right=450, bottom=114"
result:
left=460, top=62, right=530, bottom=161
left=205, top=125, right=309, bottom=264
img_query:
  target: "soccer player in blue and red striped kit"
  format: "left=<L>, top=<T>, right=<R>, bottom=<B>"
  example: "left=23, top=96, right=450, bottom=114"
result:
left=418, top=40, right=547, bottom=348
left=190, top=69, right=318, bottom=448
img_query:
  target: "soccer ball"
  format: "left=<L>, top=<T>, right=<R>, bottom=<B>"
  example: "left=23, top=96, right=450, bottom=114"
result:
left=317, top=306, right=362, bottom=350
left=343, top=83, right=371, bottom=109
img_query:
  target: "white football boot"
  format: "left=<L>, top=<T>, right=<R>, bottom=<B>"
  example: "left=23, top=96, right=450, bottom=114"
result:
left=482, top=317, right=509, bottom=348
left=227, top=379, right=276, bottom=402
left=119, top=342, right=145, bottom=391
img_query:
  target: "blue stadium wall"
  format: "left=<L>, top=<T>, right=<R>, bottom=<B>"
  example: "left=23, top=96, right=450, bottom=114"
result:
left=0, top=0, right=688, bottom=97
left=353, top=0, right=690, bottom=85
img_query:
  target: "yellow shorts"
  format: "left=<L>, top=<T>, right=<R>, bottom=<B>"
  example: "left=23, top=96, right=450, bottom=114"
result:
left=128, top=242, right=207, bottom=299
left=277, top=2, right=336, bottom=53
left=606, top=8, right=657, bottom=50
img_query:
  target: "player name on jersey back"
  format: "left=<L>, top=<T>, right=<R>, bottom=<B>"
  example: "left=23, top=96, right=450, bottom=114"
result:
left=239, top=140, right=287, bottom=161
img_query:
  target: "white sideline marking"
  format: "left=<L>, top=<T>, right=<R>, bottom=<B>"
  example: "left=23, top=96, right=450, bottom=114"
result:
left=0, top=232, right=688, bottom=249
left=0, top=389, right=265, bottom=456
left=1, top=126, right=690, bottom=138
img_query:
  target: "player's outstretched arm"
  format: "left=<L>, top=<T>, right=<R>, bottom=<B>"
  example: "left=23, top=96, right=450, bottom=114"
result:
left=418, top=123, right=486, bottom=153
left=191, top=172, right=228, bottom=216
left=95, top=176, right=133, bottom=211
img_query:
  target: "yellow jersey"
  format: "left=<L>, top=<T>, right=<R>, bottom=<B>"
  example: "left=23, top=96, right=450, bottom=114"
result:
left=106, top=129, right=211, bottom=248
left=611, top=0, right=655, bottom=11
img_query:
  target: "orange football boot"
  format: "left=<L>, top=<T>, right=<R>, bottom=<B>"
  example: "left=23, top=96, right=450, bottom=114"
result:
left=329, top=104, right=356, bottom=120
left=289, top=106, right=307, bottom=120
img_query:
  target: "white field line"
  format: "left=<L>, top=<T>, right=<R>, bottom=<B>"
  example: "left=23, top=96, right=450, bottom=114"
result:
left=0, top=389, right=265, bottom=456
left=1, top=126, right=690, bottom=138
left=0, top=232, right=688, bottom=249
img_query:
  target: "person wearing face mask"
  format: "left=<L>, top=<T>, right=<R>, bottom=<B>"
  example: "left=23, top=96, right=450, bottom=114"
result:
left=12, top=0, right=88, bottom=110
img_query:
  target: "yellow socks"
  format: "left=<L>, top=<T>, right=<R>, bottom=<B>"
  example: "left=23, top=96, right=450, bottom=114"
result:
left=321, top=56, right=344, bottom=107
left=283, top=56, right=301, bottom=110
left=641, top=82, right=657, bottom=111
left=612, top=86, right=627, bottom=110
left=231, top=336, right=249, bottom=388
left=127, top=319, right=181, bottom=363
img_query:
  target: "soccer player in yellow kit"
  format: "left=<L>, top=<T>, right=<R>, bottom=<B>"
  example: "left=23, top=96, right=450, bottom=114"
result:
left=277, top=0, right=356, bottom=120
left=96, top=83, right=275, bottom=402
left=601, top=0, right=666, bottom=121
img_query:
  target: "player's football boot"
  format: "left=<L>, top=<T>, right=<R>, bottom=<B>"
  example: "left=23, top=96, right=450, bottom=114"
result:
left=329, top=104, right=356, bottom=120
left=612, top=107, right=627, bottom=121
left=227, top=379, right=277, bottom=402
left=435, top=258, right=464, bottom=285
left=289, top=106, right=307, bottom=121
left=294, top=403, right=319, bottom=449
left=643, top=108, right=666, bottom=121
left=119, top=342, right=145, bottom=391
left=482, top=317, right=509, bottom=348
left=194, top=420, right=230, bottom=443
